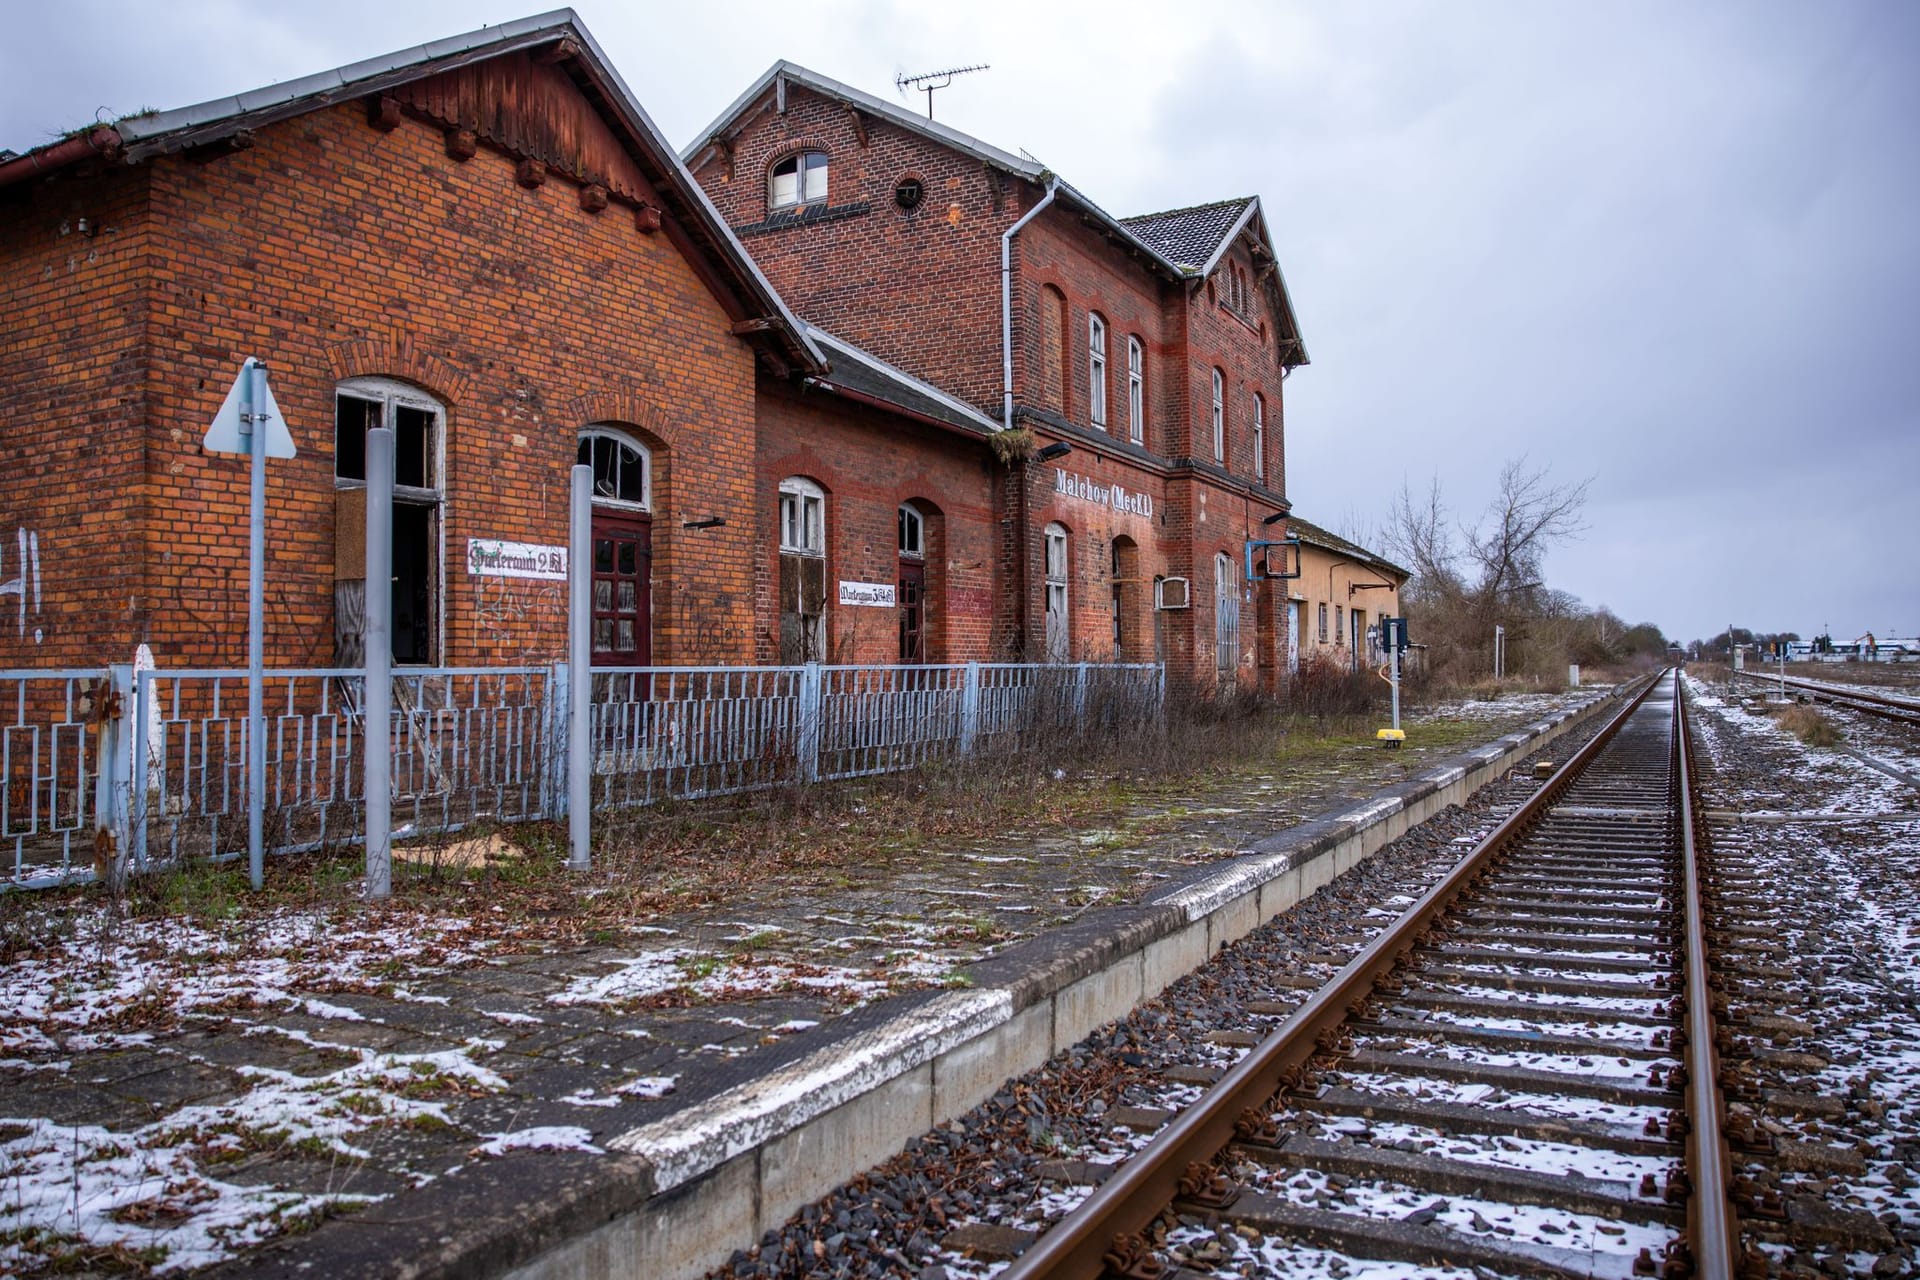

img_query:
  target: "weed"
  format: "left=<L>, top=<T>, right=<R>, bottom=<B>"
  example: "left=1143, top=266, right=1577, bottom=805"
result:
left=1773, top=704, right=1842, bottom=748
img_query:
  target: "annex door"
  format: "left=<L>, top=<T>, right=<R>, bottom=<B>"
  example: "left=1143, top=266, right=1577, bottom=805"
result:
left=591, top=513, right=651, bottom=667
left=898, top=560, right=926, bottom=664
left=1287, top=601, right=1301, bottom=675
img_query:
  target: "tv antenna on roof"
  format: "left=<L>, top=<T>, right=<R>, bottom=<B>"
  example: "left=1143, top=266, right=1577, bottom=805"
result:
left=895, top=64, right=989, bottom=120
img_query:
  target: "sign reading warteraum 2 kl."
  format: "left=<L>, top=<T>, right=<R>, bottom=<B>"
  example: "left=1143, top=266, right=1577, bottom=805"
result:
left=467, top=539, right=567, bottom=581
left=838, top=581, right=898, bottom=608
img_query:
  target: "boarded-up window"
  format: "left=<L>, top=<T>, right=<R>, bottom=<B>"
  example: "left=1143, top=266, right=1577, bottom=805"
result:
left=1040, top=286, right=1068, bottom=414
left=779, top=478, right=827, bottom=662
left=1044, top=523, right=1069, bottom=662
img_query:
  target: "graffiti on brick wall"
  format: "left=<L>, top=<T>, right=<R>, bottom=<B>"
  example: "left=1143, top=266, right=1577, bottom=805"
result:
left=0, top=529, right=44, bottom=644
left=676, top=591, right=741, bottom=663
left=472, top=575, right=563, bottom=659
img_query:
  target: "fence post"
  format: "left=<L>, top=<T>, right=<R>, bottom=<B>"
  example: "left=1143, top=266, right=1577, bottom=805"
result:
left=544, top=662, right=566, bottom=819
left=95, top=665, right=132, bottom=887
left=1074, top=662, right=1089, bottom=723
left=959, top=661, right=981, bottom=755
left=131, top=667, right=151, bottom=873
left=798, top=662, right=822, bottom=783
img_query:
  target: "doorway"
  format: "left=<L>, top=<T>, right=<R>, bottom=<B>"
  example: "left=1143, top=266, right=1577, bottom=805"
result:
left=591, top=513, right=652, bottom=667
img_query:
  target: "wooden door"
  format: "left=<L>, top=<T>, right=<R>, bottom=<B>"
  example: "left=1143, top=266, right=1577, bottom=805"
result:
left=591, top=513, right=651, bottom=667
left=898, top=559, right=926, bottom=664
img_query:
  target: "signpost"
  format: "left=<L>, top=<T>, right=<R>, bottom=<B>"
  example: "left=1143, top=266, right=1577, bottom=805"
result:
left=202, top=359, right=295, bottom=890
left=1377, top=616, right=1409, bottom=748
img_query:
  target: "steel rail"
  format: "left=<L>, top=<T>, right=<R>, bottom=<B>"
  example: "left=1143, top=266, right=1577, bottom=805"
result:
left=1676, top=678, right=1741, bottom=1278
left=996, top=670, right=1667, bottom=1280
left=1732, top=669, right=1920, bottom=726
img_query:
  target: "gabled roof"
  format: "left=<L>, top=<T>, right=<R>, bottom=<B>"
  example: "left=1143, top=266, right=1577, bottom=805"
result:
left=1121, top=197, right=1256, bottom=271
left=684, top=61, right=1308, bottom=367
left=684, top=60, right=1044, bottom=184
left=803, top=326, right=1001, bottom=438
left=1287, top=516, right=1410, bottom=583
left=0, top=10, right=824, bottom=375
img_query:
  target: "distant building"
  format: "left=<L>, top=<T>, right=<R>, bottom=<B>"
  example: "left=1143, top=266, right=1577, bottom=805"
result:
left=1284, top=518, right=1408, bottom=673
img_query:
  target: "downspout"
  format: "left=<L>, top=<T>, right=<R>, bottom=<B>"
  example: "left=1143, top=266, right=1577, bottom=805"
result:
left=1001, top=178, right=1058, bottom=657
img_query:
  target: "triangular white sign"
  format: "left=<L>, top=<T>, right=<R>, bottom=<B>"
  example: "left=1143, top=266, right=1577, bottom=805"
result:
left=203, top=359, right=296, bottom=458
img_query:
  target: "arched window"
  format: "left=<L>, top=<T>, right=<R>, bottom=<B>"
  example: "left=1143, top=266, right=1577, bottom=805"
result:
left=1251, top=393, right=1265, bottom=482
left=779, top=476, right=826, bottom=554
left=1126, top=336, right=1144, bottom=445
left=898, top=504, right=927, bottom=663
left=1044, top=522, right=1070, bottom=662
left=1215, top=551, right=1240, bottom=678
left=334, top=376, right=444, bottom=666
left=577, top=428, right=650, bottom=509
left=1040, top=286, right=1068, bottom=413
left=897, top=505, right=924, bottom=560
left=1211, top=368, right=1225, bottom=463
left=770, top=151, right=828, bottom=211
left=1088, top=312, right=1108, bottom=429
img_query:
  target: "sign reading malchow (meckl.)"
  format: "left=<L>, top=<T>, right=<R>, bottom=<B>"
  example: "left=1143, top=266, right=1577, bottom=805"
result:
left=467, top=539, right=568, bottom=581
left=838, top=580, right=898, bottom=608
left=1054, top=468, right=1153, bottom=518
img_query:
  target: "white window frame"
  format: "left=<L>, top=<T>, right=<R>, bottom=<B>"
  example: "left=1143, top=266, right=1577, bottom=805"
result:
left=1044, top=522, right=1070, bottom=662
left=1126, top=336, right=1144, bottom=444
left=770, top=151, right=828, bottom=211
left=1088, top=313, right=1108, bottom=429
left=898, top=504, right=924, bottom=560
left=577, top=426, right=652, bottom=511
left=779, top=476, right=826, bottom=555
left=1251, top=393, right=1265, bottom=482
left=334, top=375, right=446, bottom=666
left=1211, top=368, right=1225, bottom=463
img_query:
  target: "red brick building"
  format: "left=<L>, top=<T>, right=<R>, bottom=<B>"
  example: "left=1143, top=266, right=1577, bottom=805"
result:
left=0, top=15, right=1011, bottom=675
left=1, top=18, right=1313, bottom=692
left=685, top=63, right=1310, bottom=689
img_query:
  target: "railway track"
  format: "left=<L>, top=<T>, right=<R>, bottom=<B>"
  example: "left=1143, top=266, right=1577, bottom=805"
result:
left=1731, top=669, right=1920, bottom=729
left=998, top=670, right=1751, bottom=1280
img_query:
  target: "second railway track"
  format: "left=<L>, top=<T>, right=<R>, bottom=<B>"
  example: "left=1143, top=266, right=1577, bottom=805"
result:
left=999, top=670, right=1751, bottom=1280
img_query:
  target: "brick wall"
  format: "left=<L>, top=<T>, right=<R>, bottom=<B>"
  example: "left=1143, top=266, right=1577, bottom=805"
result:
left=0, top=167, right=153, bottom=669
left=754, top=375, right=1001, bottom=664
left=692, top=84, right=1024, bottom=417
left=2, top=93, right=769, bottom=671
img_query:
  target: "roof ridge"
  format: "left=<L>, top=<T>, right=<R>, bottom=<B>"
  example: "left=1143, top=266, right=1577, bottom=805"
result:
left=1119, top=195, right=1256, bottom=224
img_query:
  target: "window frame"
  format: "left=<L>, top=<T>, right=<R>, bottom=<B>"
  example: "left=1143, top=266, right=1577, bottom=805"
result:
left=1088, top=313, right=1108, bottom=430
left=334, top=375, right=444, bottom=502
left=1318, top=602, right=1328, bottom=643
left=1126, top=336, right=1144, bottom=444
left=1043, top=522, right=1070, bottom=662
left=897, top=504, right=924, bottom=560
left=779, top=476, right=826, bottom=556
left=577, top=427, right=652, bottom=512
left=769, top=150, right=829, bottom=212
left=1211, top=368, right=1225, bottom=463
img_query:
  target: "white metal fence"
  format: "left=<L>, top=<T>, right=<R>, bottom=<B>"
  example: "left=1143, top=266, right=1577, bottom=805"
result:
left=3, top=660, right=1161, bottom=889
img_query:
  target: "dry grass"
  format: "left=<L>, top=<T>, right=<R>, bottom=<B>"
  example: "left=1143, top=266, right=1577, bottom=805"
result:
left=1772, top=703, right=1843, bottom=748
left=0, top=679, right=1507, bottom=957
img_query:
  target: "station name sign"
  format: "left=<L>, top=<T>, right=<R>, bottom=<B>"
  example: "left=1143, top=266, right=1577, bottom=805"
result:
left=1054, top=468, right=1152, bottom=519
left=467, top=538, right=567, bottom=581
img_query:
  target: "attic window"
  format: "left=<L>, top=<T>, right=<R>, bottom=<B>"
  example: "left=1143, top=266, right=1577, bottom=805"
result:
left=894, top=176, right=924, bottom=211
left=771, top=151, right=828, bottom=211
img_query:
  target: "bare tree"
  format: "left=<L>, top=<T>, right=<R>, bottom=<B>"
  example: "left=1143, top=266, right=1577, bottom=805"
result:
left=1384, top=459, right=1593, bottom=680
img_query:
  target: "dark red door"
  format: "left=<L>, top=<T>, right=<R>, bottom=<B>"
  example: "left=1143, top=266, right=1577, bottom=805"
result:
left=898, top=559, right=925, bottom=664
left=591, top=513, right=651, bottom=667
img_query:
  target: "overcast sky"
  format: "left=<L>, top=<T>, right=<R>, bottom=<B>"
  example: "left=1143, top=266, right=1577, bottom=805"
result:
left=5, top=0, right=1915, bottom=645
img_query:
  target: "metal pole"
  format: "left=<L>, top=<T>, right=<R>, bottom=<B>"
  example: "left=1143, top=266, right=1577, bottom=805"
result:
left=244, top=358, right=267, bottom=890
left=567, top=465, right=592, bottom=871
left=1390, top=635, right=1401, bottom=733
left=364, top=427, right=394, bottom=900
